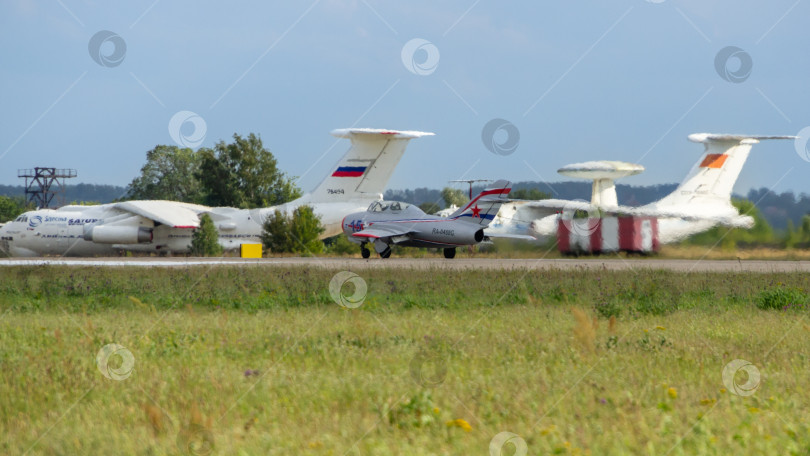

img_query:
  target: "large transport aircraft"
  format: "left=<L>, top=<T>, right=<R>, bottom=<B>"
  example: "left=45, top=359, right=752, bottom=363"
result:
left=486, top=133, right=796, bottom=244
left=342, top=180, right=533, bottom=259
left=0, top=128, right=433, bottom=257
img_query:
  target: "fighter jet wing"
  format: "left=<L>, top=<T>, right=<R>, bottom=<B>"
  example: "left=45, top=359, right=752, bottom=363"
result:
left=351, top=225, right=415, bottom=242
left=113, top=201, right=210, bottom=228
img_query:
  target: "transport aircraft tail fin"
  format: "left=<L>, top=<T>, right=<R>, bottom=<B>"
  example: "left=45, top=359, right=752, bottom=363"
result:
left=306, top=128, right=434, bottom=203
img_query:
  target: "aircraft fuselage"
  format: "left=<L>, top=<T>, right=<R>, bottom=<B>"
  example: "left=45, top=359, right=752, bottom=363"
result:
left=0, top=200, right=369, bottom=257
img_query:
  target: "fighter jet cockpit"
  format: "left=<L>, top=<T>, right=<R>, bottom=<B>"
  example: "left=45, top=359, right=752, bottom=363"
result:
left=368, top=201, right=407, bottom=212
left=368, top=201, right=424, bottom=216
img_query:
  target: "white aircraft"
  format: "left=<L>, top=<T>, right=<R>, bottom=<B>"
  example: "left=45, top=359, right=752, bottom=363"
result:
left=0, top=128, right=433, bottom=257
left=486, top=133, right=795, bottom=244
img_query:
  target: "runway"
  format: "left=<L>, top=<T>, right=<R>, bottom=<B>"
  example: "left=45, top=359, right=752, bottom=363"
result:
left=1, top=257, right=809, bottom=272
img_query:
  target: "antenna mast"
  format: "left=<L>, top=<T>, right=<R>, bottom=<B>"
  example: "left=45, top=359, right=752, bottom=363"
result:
left=449, top=179, right=492, bottom=199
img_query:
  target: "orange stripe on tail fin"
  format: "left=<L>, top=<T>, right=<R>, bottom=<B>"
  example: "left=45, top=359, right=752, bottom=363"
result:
left=699, top=154, right=728, bottom=168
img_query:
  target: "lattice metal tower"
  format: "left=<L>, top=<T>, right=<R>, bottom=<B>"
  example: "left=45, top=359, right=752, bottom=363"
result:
left=17, top=167, right=77, bottom=208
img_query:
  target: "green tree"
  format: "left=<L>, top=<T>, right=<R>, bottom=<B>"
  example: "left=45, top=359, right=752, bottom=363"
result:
left=261, top=206, right=324, bottom=254
left=441, top=187, right=468, bottom=208
left=0, top=196, right=29, bottom=222
left=190, top=213, right=223, bottom=256
left=197, top=133, right=302, bottom=208
left=324, top=234, right=357, bottom=255
left=261, top=210, right=293, bottom=253
left=799, top=215, right=810, bottom=246
left=126, top=145, right=204, bottom=202
left=418, top=202, right=441, bottom=214
left=290, top=205, right=324, bottom=254
left=509, top=188, right=551, bottom=200
left=785, top=214, right=810, bottom=248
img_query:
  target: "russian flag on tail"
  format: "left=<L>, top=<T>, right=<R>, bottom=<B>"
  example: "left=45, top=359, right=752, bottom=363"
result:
left=332, top=166, right=367, bottom=177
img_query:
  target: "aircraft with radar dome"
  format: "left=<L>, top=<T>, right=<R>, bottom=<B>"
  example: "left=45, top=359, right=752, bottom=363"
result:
left=483, top=133, right=797, bottom=244
left=0, top=128, right=433, bottom=257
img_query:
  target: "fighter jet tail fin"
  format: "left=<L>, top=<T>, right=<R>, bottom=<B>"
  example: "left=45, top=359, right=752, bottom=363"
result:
left=450, top=179, right=511, bottom=226
left=305, top=128, right=434, bottom=204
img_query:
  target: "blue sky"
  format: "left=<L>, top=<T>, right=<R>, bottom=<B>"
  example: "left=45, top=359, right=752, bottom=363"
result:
left=1, top=0, right=808, bottom=197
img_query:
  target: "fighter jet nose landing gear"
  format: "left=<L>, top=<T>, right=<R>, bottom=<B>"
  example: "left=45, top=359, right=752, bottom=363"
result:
left=360, top=244, right=371, bottom=259
left=443, top=248, right=456, bottom=259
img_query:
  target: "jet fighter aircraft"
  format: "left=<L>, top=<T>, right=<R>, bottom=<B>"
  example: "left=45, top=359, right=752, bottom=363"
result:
left=341, top=180, right=531, bottom=258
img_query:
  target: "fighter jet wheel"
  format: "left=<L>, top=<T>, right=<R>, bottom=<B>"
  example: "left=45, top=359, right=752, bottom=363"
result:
left=361, top=245, right=371, bottom=259
left=443, top=248, right=456, bottom=259
left=380, top=247, right=392, bottom=259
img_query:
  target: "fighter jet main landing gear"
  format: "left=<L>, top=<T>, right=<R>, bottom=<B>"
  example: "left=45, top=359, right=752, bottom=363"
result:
left=443, top=248, right=456, bottom=259
left=372, top=239, right=392, bottom=259
left=360, top=244, right=371, bottom=259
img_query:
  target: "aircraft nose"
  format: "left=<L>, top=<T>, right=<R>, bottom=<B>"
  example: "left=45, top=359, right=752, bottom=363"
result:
left=342, top=214, right=362, bottom=235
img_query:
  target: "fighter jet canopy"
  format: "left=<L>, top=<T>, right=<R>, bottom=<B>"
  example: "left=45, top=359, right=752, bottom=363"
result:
left=367, top=201, right=419, bottom=214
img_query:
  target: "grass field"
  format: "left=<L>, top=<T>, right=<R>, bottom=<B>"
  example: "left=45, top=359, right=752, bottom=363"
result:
left=1, top=266, right=809, bottom=455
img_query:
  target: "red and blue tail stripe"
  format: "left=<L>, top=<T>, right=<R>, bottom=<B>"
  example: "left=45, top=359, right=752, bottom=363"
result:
left=332, top=166, right=367, bottom=177
left=453, top=187, right=510, bottom=214
left=456, top=212, right=497, bottom=220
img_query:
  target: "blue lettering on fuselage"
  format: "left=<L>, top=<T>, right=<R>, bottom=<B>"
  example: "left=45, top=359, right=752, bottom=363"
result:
left=347, top=220, right=364, bottom=232
left=68, top=218, right=100, bottom=225
left=27, top=215, right=101, bottom=228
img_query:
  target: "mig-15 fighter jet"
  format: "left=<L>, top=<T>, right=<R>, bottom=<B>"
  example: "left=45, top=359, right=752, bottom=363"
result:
left=341, top=180, right=532, bottom=258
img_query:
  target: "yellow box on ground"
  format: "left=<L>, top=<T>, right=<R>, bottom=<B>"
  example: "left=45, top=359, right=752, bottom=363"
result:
left=240, top=244, right=263, bottom=258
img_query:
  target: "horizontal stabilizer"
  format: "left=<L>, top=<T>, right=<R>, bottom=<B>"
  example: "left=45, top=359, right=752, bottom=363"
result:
left=688, top=133, right=797, bottom=143
left=330, top=128, right=435, bottom=139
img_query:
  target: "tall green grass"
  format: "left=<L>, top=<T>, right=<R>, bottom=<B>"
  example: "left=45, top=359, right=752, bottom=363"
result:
left=1, top=266, right=808, bottom=455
